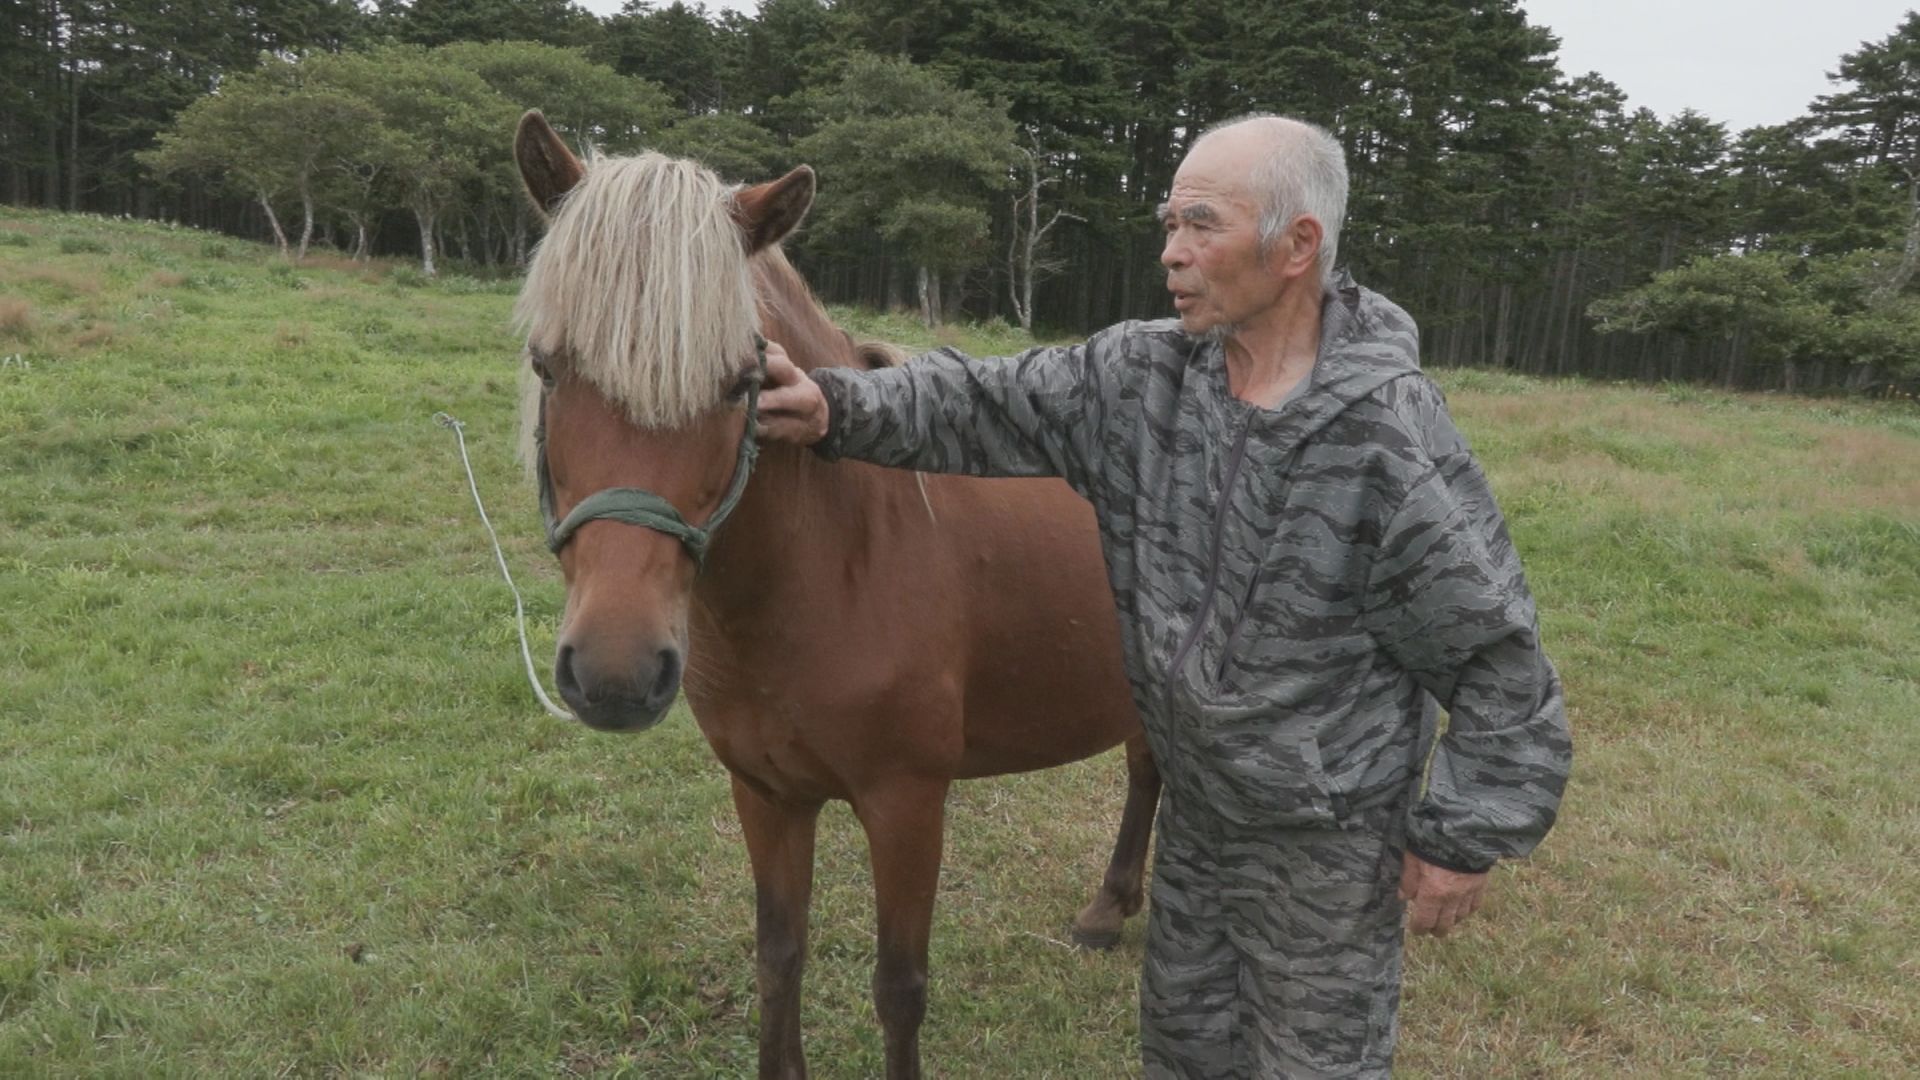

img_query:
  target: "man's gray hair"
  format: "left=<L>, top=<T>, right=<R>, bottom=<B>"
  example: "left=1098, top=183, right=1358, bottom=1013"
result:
left=1197, top=114, right=1349, bottom=285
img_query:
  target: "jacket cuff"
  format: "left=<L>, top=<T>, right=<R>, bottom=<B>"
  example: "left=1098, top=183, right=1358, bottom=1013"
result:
left=1405, top=837, right=1495, bottom=876
left=808, top=371, right=846, bottom=461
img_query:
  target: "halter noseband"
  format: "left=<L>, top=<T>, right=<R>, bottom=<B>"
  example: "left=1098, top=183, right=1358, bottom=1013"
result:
left=533, top=334, right=767, bottom=569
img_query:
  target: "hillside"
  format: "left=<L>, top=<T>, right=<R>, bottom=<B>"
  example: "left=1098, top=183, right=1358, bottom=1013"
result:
left=3, top=209, right=1917, bottom=1076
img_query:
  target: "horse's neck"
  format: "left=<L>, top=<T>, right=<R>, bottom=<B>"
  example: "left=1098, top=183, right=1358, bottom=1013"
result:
left=694, top=256, right=891, bottom=628
left=691, top=438, right=885, bottom=644
left=750, top=252, right=856, bottom=378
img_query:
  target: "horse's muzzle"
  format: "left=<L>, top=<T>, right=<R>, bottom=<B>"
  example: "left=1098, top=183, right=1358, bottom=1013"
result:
left=554, top=642, right=682, bottom=731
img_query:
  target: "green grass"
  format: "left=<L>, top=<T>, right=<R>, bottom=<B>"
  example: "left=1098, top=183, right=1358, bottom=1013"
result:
left=3, top=207, right=1918, bottom=1077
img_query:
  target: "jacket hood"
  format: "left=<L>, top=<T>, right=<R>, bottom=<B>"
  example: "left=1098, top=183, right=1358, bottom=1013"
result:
left=1186, top=267, right=1424, bottom=449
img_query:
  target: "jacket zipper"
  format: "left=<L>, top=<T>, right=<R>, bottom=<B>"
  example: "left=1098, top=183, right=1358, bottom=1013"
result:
left=1211, top=442, right=1309, bottom=684
left=1165, top=414, right=1254, bottom=694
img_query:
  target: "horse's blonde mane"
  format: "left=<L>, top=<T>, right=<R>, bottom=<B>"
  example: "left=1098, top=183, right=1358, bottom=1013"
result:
left=513, top=153, right=757, bottom=434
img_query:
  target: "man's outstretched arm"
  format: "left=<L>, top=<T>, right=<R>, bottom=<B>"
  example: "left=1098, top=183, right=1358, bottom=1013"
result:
left=755, top=327, right=1129, bottom=495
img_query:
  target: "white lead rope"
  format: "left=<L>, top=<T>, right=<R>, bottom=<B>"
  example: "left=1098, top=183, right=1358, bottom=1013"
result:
left=435, top=412, right=576, bottom=722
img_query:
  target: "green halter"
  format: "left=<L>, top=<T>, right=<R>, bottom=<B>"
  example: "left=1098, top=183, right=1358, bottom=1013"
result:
left=534, top=334, right=766, bottom=569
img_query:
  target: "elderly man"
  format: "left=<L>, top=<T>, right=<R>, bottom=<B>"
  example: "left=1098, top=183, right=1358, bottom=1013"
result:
left=756, top=114, right=1571, bottom=1077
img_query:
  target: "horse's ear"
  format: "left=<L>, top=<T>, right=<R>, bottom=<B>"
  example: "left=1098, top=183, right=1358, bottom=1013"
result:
left=732, top=166, right=815, bottom=253
left=515, top=110, right=585, bottom=219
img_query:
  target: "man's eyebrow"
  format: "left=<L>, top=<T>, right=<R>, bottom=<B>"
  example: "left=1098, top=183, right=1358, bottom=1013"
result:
left=1156, top=202, right=1218, bottom=224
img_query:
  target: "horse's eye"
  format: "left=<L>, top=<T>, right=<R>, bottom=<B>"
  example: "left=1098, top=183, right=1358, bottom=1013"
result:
left=529, top=353, right=555, bottom=386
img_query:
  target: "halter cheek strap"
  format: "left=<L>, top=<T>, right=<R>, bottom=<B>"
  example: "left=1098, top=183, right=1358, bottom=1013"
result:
left=535, top=334, right=767, bottom=570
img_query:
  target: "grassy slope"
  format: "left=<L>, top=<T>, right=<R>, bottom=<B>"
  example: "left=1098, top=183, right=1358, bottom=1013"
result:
left=1, top=208, right=1915, bottom=1077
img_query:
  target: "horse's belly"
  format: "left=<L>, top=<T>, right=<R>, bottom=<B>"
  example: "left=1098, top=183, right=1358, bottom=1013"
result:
left=946, top=479, right=1140, bottom=776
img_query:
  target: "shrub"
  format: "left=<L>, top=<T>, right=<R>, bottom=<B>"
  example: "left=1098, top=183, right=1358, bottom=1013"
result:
left=266, top=262, right=309, bottom=289
left=184, top=271, right=240, bottom=292
left=438, top=275, right=518, bottom=296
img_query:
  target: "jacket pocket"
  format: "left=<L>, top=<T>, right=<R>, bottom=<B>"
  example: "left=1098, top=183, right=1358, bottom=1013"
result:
left=1178, top=710, right=1344, bottom=831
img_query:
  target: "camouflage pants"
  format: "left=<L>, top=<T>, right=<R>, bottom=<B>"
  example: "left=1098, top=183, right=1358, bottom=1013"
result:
left=1141, top=794, right=1407, bottom=1078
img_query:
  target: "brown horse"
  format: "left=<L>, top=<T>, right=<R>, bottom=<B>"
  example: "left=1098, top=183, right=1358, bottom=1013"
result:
left=509, top=111, right=1159, bottom=1080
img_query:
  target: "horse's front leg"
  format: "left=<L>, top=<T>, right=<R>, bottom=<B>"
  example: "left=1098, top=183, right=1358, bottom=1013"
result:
left=1072, top=733, right=1162, bottom=949
left=852, top=776, right=949, bottom=1080
left=731, top=774, right=822, bottom=1080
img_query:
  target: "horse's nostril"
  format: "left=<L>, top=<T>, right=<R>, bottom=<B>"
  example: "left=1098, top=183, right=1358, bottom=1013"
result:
left=646, top=648, right=683, bottom=709
left=555, top=644, right=583, bottom=702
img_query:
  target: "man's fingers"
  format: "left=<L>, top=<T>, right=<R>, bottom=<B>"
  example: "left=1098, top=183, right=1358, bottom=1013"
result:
left=764, top=348, right=801, bottom=386
left=1403, top=861, right=1493, bottom=938
left=752, top=340, right=828, bottom=446
left=1407, top=892, right=1440, bottom=936
left=759, top=346, right=808, bottom=406
left=1398, top=851, right=1423, bottom=903
left=1412, top=894, right=1467, bottom=937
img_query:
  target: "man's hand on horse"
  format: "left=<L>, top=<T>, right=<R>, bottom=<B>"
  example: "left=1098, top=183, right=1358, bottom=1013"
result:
left=755, top=340, right=830, bottom=446
left=1400, top=852, right=1490, bottom=938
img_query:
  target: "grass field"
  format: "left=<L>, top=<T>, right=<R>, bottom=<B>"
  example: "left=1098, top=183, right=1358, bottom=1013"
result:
left=2, top=206, right=1917, bottom=1078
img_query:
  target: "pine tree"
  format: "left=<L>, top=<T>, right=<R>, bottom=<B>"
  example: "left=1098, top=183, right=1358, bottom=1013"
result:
left=793, top=54, right=1015, bottom=325
left=1809, top=12, right=1920, bottom=304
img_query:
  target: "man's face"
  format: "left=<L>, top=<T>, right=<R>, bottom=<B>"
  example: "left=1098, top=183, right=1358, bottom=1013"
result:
left=1159, top=137, right=1285, bottom=338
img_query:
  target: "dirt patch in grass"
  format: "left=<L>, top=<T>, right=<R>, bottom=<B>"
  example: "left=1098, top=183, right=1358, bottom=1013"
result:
left=1502, top=450, right=1699, bottom=519
left=1465, top=385, right=1920, bottom=519
left=1470, top=392, right=1744, bottom=452
left=144, top=270, right=187, bottom=290
left=274, top=322, right=311, bottom=349
left=72, top=323, right=117, bottom=350
left=0, top=297, right=31, bottom=338
left=298, top=252, right=371, bottom=275
left=1466, top=386, right=1608, bottom=427
left=1807, top=427, right=1920, bottom=512
left=23, top=266, right=103, bottom=296
left=1599, top=463, right=1706, bottom=516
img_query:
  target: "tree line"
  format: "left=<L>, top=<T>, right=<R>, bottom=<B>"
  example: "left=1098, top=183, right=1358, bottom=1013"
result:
left=4, top=0, right=1918, bottom=394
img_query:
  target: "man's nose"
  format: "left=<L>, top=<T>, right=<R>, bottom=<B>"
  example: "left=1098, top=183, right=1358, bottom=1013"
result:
left=1161, top=233, right=1186, bottom=270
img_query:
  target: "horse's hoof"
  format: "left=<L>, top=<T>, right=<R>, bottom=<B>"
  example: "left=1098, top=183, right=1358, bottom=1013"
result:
left=1070, top=925, right=1122, bottom=951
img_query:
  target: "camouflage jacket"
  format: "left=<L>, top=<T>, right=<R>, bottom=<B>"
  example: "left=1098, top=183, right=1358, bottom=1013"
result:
left=810, top=276, right=1571, bottom=872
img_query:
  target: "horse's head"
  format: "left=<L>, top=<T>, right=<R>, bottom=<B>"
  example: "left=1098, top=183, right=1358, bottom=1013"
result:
left=511, top=110, right=813, bottom=732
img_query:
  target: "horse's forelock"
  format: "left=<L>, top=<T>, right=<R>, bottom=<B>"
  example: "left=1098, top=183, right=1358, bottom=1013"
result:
left=513, top=153, right=758, bottom=435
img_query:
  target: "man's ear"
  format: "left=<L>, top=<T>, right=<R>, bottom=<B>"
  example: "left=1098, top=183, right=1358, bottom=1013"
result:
left=732, top=166, right=816, bottom=253
left=1271, top=213, right=1325, bottom=282
left=515, top=110, right=586, bottom=219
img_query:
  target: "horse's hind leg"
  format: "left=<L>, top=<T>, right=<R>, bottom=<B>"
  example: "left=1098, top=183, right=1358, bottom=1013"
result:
left=1072, top=734, right=1161, bottom=950
left=852, top=775, right=948, bottom=1080
left=731, top=775, right=822, bottom=1080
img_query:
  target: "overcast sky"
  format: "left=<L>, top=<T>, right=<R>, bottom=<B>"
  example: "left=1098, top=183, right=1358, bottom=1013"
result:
left=581, top=0, right=1913, bottom=133
left=1520, top=0, right=1911, bottom=131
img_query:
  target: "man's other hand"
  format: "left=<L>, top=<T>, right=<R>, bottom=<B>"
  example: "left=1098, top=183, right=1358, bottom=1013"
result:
left=1400, top=852, right=1490, bottom=937
left=755, top=341, right=830, bottom=446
